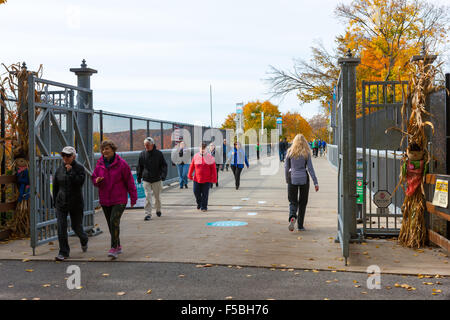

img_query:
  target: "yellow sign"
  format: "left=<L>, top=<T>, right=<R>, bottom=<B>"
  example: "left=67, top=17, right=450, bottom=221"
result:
left=432, top=179, right=448, bottom=208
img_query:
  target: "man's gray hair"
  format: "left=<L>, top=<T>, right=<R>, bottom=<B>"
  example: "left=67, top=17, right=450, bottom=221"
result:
left=144, top=137, right=155, bottom=145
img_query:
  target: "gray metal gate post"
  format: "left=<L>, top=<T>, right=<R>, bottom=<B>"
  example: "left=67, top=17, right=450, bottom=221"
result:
left=28, top=62, right=96, bottom=254
left=336, top=55, right=360, bottom=265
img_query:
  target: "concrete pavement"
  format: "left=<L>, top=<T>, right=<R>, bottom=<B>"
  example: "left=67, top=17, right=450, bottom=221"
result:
left=0, top=156, right=448, bottom=276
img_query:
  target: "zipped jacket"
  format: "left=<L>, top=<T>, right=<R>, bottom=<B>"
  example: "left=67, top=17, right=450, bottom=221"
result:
left=53, top=160, right=85, bottom=211
left=92, top=154, right=137, bottom=207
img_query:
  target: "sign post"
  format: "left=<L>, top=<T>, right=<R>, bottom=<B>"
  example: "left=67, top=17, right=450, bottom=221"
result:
left=374, top=190, right=392, bottom=216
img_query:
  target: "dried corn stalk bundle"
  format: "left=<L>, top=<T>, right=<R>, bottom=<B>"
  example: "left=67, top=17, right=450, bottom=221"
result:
left=391, top=55, right=443, bottom=248
left=0, top=63, right=43, bottom=238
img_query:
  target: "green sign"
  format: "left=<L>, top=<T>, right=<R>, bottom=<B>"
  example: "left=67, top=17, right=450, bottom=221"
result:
left=356, top=179, right=364, bottom=204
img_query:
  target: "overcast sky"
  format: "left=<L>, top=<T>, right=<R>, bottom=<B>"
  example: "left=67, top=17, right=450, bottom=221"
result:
left=1, top=0, right=448, bottom=127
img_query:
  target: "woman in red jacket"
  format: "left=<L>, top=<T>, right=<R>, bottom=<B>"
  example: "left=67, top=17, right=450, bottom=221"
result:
left=92, top=140, right=137, bottom=259
left=188, top=142, right=217, bottom=212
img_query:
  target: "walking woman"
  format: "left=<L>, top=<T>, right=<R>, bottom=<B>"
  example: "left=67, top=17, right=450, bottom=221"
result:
left=172, top=141, right=191, bottom=189
left=208, top=143, right=220, bottom=188
left=92, top=140, right=137, bottom=259
left=227, top=142, right=249, bottom=190
left=53, top=146, right=89, bottom=261
left=285, top=134, right=319, bottom=232
left=188, top=142, right=217, bottom=212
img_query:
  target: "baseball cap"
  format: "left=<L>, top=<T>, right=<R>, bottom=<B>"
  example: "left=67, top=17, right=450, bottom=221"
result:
left=61, top=146, right=76, bottom=156
left=144, top=137, right=155, bottom=144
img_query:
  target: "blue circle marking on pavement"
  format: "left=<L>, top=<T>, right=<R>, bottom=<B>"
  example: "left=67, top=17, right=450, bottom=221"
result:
left=206, top=221, right=248, bottom=227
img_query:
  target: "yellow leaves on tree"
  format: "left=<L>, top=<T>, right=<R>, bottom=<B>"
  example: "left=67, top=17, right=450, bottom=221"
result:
left=221, top=112, right=237, bottom=130
left=337, top=0, right=449, bottom=82
left=0, top=0, right=7, bottom=5
left=267, top=0, right=449, bottom=116
left=242, top=100, right=281, bottom=133
left=282, top=112, right=313, bottom=142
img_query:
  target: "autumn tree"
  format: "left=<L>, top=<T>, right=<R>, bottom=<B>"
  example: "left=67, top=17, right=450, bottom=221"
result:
left=0, top=0, right=7, bottom=5
left=309, top=114, right=330, bottom=142
left=266, top=0, right=450, bottom=114
left=242, top=100, right=281, bottom=133
left=282, top=112, right=313, bottom=142
left=336, top=0, right=449, bottom=82
left=221, top=112, right=237, bottom=130
left=221, top=101, right=281, bottom=140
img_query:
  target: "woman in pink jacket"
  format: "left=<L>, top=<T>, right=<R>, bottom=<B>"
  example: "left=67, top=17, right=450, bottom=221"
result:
left=188, top=142, right=217, bottom=212
left=92, top=140, right=137, bottom=259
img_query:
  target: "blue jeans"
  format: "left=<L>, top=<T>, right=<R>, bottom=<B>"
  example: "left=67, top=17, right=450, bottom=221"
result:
left=177, top=164, right=190, bottom=187
left=279, top=150, right=286, bottom=162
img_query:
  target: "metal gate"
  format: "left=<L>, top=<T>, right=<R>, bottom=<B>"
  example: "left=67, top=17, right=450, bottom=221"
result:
left=360, top=80, right=409, bottom=237
left=335, top=56, right=360, bottom=265
left=28, top=74, right=95, bottom=254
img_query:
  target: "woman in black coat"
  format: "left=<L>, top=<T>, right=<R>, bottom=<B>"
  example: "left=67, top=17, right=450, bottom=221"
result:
left=53, top=146, right=89, bottom=261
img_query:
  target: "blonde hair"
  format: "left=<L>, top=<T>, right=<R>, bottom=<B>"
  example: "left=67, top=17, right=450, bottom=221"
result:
left=287, top=134, right=311, bottom=159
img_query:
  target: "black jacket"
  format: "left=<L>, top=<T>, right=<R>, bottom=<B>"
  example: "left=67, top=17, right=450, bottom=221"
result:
left=52, top=160, right=85, bottom=212
left=137, top=148, right=168, bottom=183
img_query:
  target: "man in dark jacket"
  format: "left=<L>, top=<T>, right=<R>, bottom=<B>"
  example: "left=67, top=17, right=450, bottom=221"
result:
left=221, top=139, right=229, bottom=171
left=279, top=138, right=288, bottom=162
left=53, top=146, right=88, bottom=261
left=137, top=137, right=168, bottom=221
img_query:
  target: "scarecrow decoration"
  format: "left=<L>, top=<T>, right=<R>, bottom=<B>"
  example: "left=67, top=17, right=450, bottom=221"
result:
left=388, top=53, right=442, bottom=248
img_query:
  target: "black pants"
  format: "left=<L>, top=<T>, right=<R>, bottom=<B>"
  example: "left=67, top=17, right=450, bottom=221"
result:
left=231, top=166, right=243, bottom=188
left=288, top=178, right=310, bottom=229
left=56, top=208, right=88, bottom=257
left=194, top=181, right=210, bottom=210
left=102, top=204, right=126, bottom=249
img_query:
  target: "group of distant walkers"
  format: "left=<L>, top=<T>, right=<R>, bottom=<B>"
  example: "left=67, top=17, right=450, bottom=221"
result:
left=52, top=133, right=322, bottom=261
left=309, top=139, right=327, bottom=158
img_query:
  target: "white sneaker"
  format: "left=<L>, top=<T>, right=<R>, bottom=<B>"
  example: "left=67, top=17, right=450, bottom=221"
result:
left=289, top=217, right=296, bottom=232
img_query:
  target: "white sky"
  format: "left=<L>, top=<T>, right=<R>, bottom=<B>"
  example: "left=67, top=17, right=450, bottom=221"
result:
left=1, top=0, right=448, bottom=127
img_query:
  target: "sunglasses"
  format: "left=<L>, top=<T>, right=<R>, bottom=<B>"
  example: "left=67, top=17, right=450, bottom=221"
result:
left=61, top=153, right=72, bottom=158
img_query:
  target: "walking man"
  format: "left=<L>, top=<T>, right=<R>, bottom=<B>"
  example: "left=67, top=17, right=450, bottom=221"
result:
left=222, top=139, right=229, bottom=172
left=137, top=137, right=168, bottom=221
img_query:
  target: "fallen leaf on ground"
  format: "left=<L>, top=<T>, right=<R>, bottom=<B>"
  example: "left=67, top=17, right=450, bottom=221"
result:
left=178, top=275, right=185, bottom=278
left=225, top=296, right=233, bottom=300
left=361, top=292, right=367, bottom=294
left=423, top=282, right=433, bottom=285
left=354, top=285, right=361, bottom=288
left=75, top=286, right=83, bottom=290
left=22, top=259, right=30, bottom=262
left=146, top=289, right=152, bottom=294
left=288, top=269, right=294, bottom=272
left=308, top=258, right=315, bottom=261
left=42, top=284, right=51, bottom=288
left=117, top=292, right=126, bottom=296
left=312, top=270, right=319, bottom=273
left=102, top=273, right=110, bottom=277
left=32, top=298, right=40, bottom=301
left=25, top=269, right=34, bottom=272
left=8, top=285, right=14, bottom=288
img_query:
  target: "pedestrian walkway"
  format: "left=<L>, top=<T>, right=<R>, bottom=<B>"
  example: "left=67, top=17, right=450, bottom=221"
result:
left=0, top=157, right=448, bottom=276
